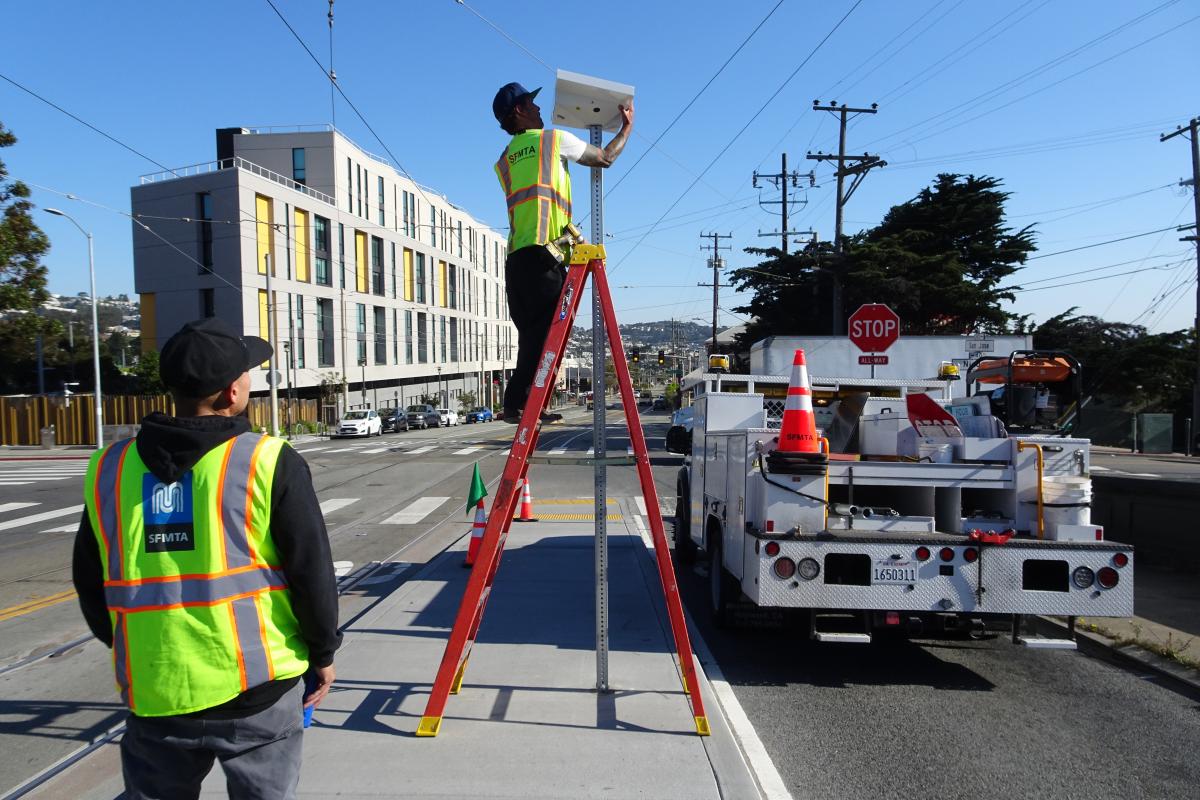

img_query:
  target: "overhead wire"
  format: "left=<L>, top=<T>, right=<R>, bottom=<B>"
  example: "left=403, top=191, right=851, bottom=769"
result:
left=1026, top=225, right=1186, bottom=260
left=609, top=0, right=865, bottom=274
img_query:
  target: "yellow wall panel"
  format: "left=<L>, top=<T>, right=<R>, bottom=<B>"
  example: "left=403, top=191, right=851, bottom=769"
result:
left=403, top=248, right=414, bottom=302
left=439, top=260, right=447, bottom=307
left=255, top=195, right=274, bottom=274
left=294, top=209, right=309, bottom=282
left=355, top=231, right=367, bottom=293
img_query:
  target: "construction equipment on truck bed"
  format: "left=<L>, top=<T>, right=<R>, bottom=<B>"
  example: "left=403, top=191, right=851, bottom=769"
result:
left=674, top=351, right=1132, bottom=647
left=967, top=350, right=1082, bottom=435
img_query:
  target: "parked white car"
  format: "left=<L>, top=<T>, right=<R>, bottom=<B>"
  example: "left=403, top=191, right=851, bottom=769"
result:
left=335, top=409, right=382, bottom=437
left=438, top=408, right=459, bottom=427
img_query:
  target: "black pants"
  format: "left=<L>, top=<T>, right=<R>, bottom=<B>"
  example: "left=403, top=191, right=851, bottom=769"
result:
left=503, top=245, right=565, bottom=414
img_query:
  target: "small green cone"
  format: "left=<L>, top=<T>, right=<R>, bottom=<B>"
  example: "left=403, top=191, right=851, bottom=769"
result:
left=467, top=463, right=488, bottom=515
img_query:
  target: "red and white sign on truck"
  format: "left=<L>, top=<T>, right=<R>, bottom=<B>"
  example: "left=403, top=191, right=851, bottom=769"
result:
left=848, top=304, right=900, bottom=353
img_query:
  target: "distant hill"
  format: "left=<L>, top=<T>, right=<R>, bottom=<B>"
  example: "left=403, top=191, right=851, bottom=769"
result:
left=568, top=320, right=710, bottom=352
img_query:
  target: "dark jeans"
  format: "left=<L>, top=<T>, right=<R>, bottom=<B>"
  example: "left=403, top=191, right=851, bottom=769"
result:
left=120, top=680, right=304, bottom=800
left=504, top=245, right=565, bottom=414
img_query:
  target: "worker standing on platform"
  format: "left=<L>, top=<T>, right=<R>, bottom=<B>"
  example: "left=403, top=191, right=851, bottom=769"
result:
left=72, top=318, right=340, bottom=800
left=492, top=81, right=634, bottom=423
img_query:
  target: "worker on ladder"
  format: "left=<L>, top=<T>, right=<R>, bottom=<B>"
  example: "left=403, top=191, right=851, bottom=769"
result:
left=491, top=81, right=634, bottom=423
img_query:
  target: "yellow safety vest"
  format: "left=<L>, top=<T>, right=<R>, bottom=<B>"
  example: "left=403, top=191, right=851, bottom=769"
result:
left=495, top=129, right=573, bottom=253
left=83, top=432, right=308, bottom=716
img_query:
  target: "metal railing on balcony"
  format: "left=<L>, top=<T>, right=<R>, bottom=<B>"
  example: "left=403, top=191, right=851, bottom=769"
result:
left=139, top=157, right=337, bottom=207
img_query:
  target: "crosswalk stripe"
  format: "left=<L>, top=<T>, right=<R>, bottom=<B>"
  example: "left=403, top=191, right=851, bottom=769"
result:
left=453, top=447, right=480, bottom=455
left=0, top=481, right=35, bottom=486
left=634, top=496, right=648, bottom=516
left=295, top=447, right=328, bottom=454
left=0, top=505, right=84, bottom=533
left=359, top=447, right=388, bottom=454
left=41, top=523, right=78, bottom=534
left=383, top=496, right=450, bottom=525
left=324, top=448, right=357, bottom=454
left=0, top=502, right=39, bottom=513
left=319, top=499, right=357, bottom=515
left=407, top=446, right=436, bottom=455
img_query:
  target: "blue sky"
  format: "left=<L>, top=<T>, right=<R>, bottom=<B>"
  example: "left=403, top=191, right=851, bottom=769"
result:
left=3, top=0, right=1198, bottom=334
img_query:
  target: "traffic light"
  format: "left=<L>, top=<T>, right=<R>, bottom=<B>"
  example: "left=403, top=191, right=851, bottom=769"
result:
left=631, top=348, right=640, bottom=363
left=657, top=350, right=665, bottom=365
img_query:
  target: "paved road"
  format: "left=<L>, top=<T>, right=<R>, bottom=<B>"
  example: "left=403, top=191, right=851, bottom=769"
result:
left=1091, top=449, right=1200, bottom=482
left=2, top=410, right=1198, bottom=798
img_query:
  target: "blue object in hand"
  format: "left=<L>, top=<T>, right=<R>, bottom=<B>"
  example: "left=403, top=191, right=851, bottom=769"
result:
left=303, top=671, right=319, bottom=728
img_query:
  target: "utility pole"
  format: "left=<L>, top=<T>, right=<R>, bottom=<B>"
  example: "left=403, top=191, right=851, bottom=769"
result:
left=698, top=232, right=732, bottom=354
left=1161, top=116, right=1200, bottom=455
left=807, top=101, right=886, bottom=335
left=752, top=153, right=815, bottom=254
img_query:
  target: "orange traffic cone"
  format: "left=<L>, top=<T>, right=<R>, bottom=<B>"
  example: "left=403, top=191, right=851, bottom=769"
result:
left=515, top=478, right=538, bottom=522
left=462, top=499, right=487, bottom=567
left=778, top=349, right=821, bottom=455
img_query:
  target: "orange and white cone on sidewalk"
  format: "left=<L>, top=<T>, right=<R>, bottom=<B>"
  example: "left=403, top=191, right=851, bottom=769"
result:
left=515, top=478, right=538, bottom=522
left=778, top=349, right=822, bottom=456
left=462, top=499, right=487, bottom=567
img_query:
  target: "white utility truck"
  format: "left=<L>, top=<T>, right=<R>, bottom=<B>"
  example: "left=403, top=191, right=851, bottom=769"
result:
left=673, top=370, right=1133, bottom=645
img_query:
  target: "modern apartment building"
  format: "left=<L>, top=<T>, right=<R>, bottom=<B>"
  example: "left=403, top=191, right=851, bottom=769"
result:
left=130, top=126, right=516, bottom=413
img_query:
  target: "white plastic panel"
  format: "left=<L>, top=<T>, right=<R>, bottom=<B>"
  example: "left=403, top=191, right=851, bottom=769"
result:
left=552, top=70, right=635, bottom=132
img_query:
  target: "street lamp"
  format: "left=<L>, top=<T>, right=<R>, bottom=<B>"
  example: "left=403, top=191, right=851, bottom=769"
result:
left=45, top=208, right=103, bottom=449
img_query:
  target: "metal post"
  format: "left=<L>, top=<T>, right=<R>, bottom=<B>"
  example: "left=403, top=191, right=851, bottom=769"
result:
left=87, top=233, right=103, bottom=448
left=589, top=123, right=609, bottom=692
left=265, top=254, right=280, bottom=437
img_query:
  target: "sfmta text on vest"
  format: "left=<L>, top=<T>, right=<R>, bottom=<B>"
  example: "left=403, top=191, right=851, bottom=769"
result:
left=508, top=145, right=537, bottom=164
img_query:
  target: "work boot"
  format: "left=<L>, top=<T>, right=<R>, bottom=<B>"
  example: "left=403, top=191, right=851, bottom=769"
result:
left=539, top=412, right=563, bottom=424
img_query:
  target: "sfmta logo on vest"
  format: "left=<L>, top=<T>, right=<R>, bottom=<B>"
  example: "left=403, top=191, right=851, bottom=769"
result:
left=142, top=473, right=196, bottom=552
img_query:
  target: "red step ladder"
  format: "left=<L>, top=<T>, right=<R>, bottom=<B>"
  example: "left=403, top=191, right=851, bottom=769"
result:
left=416, top=244, right=710, bottom=737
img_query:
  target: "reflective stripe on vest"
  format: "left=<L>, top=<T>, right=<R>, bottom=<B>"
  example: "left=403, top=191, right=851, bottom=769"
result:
left=84, top=432, right=307, bottom=716
left=495, top=129, right=573, bottom=253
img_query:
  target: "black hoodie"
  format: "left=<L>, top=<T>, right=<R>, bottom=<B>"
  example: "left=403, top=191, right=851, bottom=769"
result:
left=72, top=411, right=342, bottom=718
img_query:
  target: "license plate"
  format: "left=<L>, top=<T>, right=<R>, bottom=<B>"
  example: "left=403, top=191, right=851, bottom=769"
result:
left=872, top=560, right=919, bottom=585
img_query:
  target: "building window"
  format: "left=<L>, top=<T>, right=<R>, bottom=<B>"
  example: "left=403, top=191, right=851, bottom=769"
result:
left=356, top=303, right=367, bottom=364
left=402, top=190, right=411, bottom=237
left=317, top=298, right=334, bottom=367
left=197, top=193, right=213, bottom=273
left=292, top=148, right=306, bottom=185
left=440, top=316, right=447, bottom=362
left=450, top=318, right=459, bottom=362
left=200, top=288, right=215, bottom=318
left=457, top=221, right=463, bottom=258
left=374, top=306, right=386, bottom=364
left=338, top=223, right=346, bottom=289
left=405, top=310, right=414, bottom=364
left=294, top=296, right=305, bottom=368
left=356, top=165, right=363, bottom=217
left=448, top=264, right=457, bottom=310
left=371, top=236, right=384, bottom=296
left=415, top=252, right=426, bottom=304
left=377, top=176, right=385, bottom=226
left=392, top=309, right=399, bottom=364
left=390, top=243, right=397, bottom=299
left=346, top=158, right=353, bottom=212
left=314, top=215, right=331, bottom=286
left=417, top=312, right=428, bottom=363
left=430, top=206, right=437, bottom=249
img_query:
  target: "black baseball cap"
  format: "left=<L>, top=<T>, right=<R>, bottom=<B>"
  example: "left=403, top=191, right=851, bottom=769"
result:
left=493, top=82, right=540, bottom=123
left=160, top=318, right=273, bottom=397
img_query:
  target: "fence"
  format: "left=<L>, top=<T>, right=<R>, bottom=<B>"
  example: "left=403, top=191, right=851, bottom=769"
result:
left=0, top=395, right=321, bottom=446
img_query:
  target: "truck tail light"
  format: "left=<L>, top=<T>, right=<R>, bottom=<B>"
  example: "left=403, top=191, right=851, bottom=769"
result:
left=963, top=548, right=978, bottom=563
left=1113, top=552, right=1129, bottom=568
left=939, top=547, right=955, bottom=562
left=765, top=541, right=780, bottom=557
left=1097, top=567, right=1119, bottom=589
left=915, top=546, right=931, bottom=561
left=773, top=558, right=796, bottom=579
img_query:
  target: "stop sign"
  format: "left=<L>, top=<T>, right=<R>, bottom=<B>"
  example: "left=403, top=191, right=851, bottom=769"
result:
left=848, top=304, right=900, bottom=352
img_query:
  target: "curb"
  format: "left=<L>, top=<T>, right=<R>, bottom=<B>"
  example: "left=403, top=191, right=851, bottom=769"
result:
left=1035, top=616, right=1200, bottom=698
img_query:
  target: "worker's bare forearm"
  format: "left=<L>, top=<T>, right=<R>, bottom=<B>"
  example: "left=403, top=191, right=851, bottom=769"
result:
left=577, top=103, right=634, bottom=168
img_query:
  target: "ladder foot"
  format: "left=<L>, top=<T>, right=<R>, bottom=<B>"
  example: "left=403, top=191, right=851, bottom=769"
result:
left=450, top=658, right=469, bottom=694
left=416, top=716, right=442, bottom=737
left=694, top=716, right=711, bottom=736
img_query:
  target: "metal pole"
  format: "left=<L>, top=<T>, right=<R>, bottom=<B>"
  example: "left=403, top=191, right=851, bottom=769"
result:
left=83, top=234, right=104, bottom=448
left=265, top=254, right=280, bottom=437
left=1190, top=120, right=1200, bottom=455
left=589, top=123, right=609, bottom=692
left=780, top=152, right=788, bottom=256
left=711, top=252, right=719, bottom=355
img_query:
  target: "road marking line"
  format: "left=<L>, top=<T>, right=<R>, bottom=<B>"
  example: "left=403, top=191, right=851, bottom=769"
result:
left=631, top=511, right=653, bottom=549
left=0, top=589, right=78, bottom=622
left=333, top=560, right=354, bottom=577
left=295, top=447, right=328, bottom=454
left=0, top=481, right=35, bottom=486
left=359, top=447, right=388, bottom=454
left=1123, top=472, right=1161, bottom=478
left=537, top=513, right=624, bottom=521
left=586, top=447, right=595, bottom=456
left=1090, top=465, right=1110, bottom=472
left=0, top=505, right=84, bottom=533
left=0, top=502, right=39, bottom=513
left=453, top=447, right=481, bottom=455
left=383, top=496, right=450, bottom=525
left=319, top=499, right=358, bottom=515
left=41, top=523, right=79, bottom=533
left=634, top=496, right=648, bottom=516
left=407, top=446, right=437, bottom=455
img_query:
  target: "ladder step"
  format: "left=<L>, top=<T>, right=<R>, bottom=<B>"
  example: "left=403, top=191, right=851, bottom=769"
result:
left=813, top=631, right=873, bottom=644
left=1017, top=636, right=1077, bottom=650
left=527, top=455, right=636, bottom=466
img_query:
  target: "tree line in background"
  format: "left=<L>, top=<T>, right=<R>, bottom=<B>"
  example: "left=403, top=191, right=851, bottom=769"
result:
left=730, top=172, right=1195, bottom=423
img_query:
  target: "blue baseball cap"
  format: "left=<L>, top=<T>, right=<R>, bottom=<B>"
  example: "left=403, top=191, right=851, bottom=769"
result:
left=492, top=82, right=540, bottom=123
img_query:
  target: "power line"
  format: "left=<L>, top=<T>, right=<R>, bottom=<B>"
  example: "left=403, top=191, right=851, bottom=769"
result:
left=1008, top=259, right=1190, bottom=293
left=1027, top=225, right=1187, bottom=260
left=610, top=0, right=864, bottom=273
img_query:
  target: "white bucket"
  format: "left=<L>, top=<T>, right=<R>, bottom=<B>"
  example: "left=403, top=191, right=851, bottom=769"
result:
left=918, top=442, right=954, bottom=464
left=1041, top=476, right=1092, bottom=530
